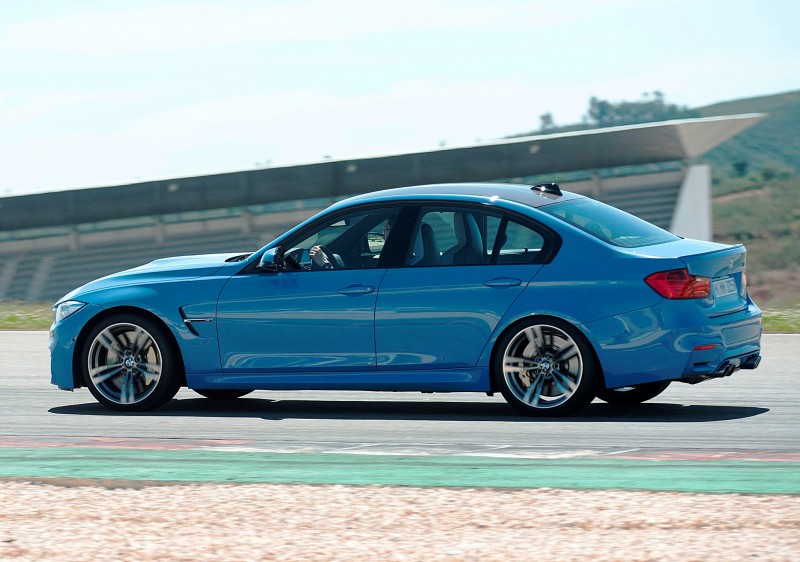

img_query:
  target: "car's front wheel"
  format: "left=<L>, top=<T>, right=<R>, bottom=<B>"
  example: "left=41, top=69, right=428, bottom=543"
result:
left=493, top=318, right=598, bottom=416
left=595, top=381, right=671, bottom=404
left=81, top=314, right=180, bottom=412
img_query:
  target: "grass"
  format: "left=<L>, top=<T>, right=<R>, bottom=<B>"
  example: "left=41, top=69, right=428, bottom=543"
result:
left=2, top=300, right=797, bottom=333
left=0, top=301, right=53, bottom=330
left=761, top=309, right=800, bottom=334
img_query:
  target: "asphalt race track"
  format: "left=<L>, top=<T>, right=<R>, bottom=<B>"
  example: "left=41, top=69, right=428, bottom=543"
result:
left=2, top=331, right=798, bottom=457
left=2, top=332, right=799, bottom=453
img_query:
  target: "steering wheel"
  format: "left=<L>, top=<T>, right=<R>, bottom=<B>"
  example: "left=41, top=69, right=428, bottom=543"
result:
left=311, top=245, right=342, bottom=269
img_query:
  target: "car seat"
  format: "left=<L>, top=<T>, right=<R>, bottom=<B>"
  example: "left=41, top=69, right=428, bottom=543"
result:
left=410, top=223, right=440, bottom=266
left=440, top=213, right=482, bottom=265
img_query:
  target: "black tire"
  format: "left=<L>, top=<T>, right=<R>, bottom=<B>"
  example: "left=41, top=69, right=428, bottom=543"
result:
left=193, top=389, right=254, bottom=400
left=492, top=317, right=598, bottom=416
left=596, top=381, right=671, bottom=404
left=81, top=313, right=181, bottom=412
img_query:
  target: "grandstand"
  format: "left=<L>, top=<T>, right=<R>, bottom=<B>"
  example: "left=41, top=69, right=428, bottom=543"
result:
left=0, top=114, right=765, bottom=303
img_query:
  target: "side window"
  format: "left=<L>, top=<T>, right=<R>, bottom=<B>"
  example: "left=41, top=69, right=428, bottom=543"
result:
left=284, top=207, right=399, bottom=270
left=492, top=218, right=546, bottom=264
left=407, top=208, right=486, bottom=267
left=407, top=207, right=548, bottom=267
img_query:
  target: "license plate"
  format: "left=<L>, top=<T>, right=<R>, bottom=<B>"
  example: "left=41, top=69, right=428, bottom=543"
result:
left=713, top=277, right=737, bottom=298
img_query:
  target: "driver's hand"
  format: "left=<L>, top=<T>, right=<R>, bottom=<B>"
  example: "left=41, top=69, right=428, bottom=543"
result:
left=309, top=245, right=333, bottom=269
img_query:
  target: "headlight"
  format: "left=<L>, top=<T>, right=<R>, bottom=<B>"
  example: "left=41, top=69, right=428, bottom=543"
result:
left=53, top=300, right=86, bottom=323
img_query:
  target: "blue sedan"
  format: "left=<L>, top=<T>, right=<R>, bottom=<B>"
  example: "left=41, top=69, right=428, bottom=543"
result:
left=49, top=183, right=762, bottom=416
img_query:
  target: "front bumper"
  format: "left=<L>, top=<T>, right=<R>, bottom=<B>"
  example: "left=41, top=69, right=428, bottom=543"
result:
left=49, top=303, right=103, bottom=390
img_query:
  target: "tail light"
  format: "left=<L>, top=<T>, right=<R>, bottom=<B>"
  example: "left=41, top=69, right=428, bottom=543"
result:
left=645, top=268, right=711, bottom=299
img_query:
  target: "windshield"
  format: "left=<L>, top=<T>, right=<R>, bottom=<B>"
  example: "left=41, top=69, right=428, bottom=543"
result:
left=539, top=198, right=679, bottom=248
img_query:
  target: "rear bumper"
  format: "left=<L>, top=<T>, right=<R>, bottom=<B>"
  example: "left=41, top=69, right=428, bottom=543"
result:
left=676, top=304, right=762, bottom=380
left=584, top=301, right=762, bottom=389
left=680, top=350, right=761, bottom=384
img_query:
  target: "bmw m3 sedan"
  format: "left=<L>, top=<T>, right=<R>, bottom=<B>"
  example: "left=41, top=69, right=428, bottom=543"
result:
left=49, top=182, right=763, bottom=416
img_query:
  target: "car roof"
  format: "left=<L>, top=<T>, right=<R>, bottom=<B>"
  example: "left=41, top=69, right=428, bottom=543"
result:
left=339, top=182, right=585, bottom=209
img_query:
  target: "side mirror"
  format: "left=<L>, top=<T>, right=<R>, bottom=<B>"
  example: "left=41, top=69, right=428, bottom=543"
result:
left=258, top=247, right=284, bottom=272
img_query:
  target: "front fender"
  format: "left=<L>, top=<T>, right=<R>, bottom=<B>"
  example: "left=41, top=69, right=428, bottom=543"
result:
left=70, top=276, right=229, bottom=378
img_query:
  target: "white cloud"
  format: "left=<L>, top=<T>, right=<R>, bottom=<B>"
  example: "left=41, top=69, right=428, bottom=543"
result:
left=0, top=78, right=581, bottom=193
left=95, top=78, right=580, bottom=161
left=0, top=92, right=96, bottom=127
left=0, top=1, right=577, bottom=55
left=1, top=0, right=797, bottom=196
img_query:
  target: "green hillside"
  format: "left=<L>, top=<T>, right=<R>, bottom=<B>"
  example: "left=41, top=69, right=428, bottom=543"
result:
left=692, top=90, right=799, bottom=312
left=512, top=89, right=800, bottom=313
left=696, top=90, right=800, bottom=182
left=712, top=175, right=800, bottom=308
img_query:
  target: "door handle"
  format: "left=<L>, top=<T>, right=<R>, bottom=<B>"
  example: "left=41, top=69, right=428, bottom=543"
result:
left=483, top=277, right=522, bottom=288
left=337, top=284, right=375, bottom=295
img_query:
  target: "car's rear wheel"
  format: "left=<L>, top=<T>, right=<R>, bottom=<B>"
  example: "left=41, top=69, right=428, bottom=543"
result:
left=193, top=389, right=254, bottom=400
left=595, top=381, right=671, bottom=404
left=81, top=314, right=180, bottom=412
left=493, top=318, right=597, bottom=416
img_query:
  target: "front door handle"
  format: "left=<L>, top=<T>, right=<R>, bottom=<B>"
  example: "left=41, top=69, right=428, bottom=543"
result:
left=338, top=284, right=375, bottom=295
left=483, top=277, right=522, bottom=288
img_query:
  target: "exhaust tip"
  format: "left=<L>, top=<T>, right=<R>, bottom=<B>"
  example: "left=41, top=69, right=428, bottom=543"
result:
left=712, top=363, right=732, bottom=377
left=741, top=354, right=762, bottom=370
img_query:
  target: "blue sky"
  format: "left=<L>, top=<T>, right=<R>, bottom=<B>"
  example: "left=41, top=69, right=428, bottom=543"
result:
left=1, top=0, right=798, bottom=196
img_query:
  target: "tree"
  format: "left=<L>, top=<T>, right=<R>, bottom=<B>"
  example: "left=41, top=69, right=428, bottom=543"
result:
left=539, top=112, right=555, bottom=132
left=584, top=92, right=700, bottom=128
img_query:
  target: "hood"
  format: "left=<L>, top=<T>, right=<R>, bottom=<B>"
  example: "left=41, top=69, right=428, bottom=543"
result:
left=60, top=253, right=245, bottom=301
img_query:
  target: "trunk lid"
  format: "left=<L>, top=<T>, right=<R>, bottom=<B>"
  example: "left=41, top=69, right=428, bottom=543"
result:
left=680, top=244, right=748, bottom=316
left=627, top=239, right=749, bottom=317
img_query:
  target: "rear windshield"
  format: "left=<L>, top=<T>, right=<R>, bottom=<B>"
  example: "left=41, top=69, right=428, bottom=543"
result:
left=539, top=198, right=679, bottom=248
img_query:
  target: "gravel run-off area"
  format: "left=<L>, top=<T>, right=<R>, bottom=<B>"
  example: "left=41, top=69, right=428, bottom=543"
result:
left=1, top=480, right=798, bottom=561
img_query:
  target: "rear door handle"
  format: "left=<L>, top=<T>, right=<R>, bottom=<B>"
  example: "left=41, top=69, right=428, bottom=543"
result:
left=338, top=284, right=375, bottom=295
left=483, top=277, right=522, bottom=288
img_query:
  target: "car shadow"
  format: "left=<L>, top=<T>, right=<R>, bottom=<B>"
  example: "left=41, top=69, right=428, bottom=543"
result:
left=49, top=397, right=769, bottom=423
